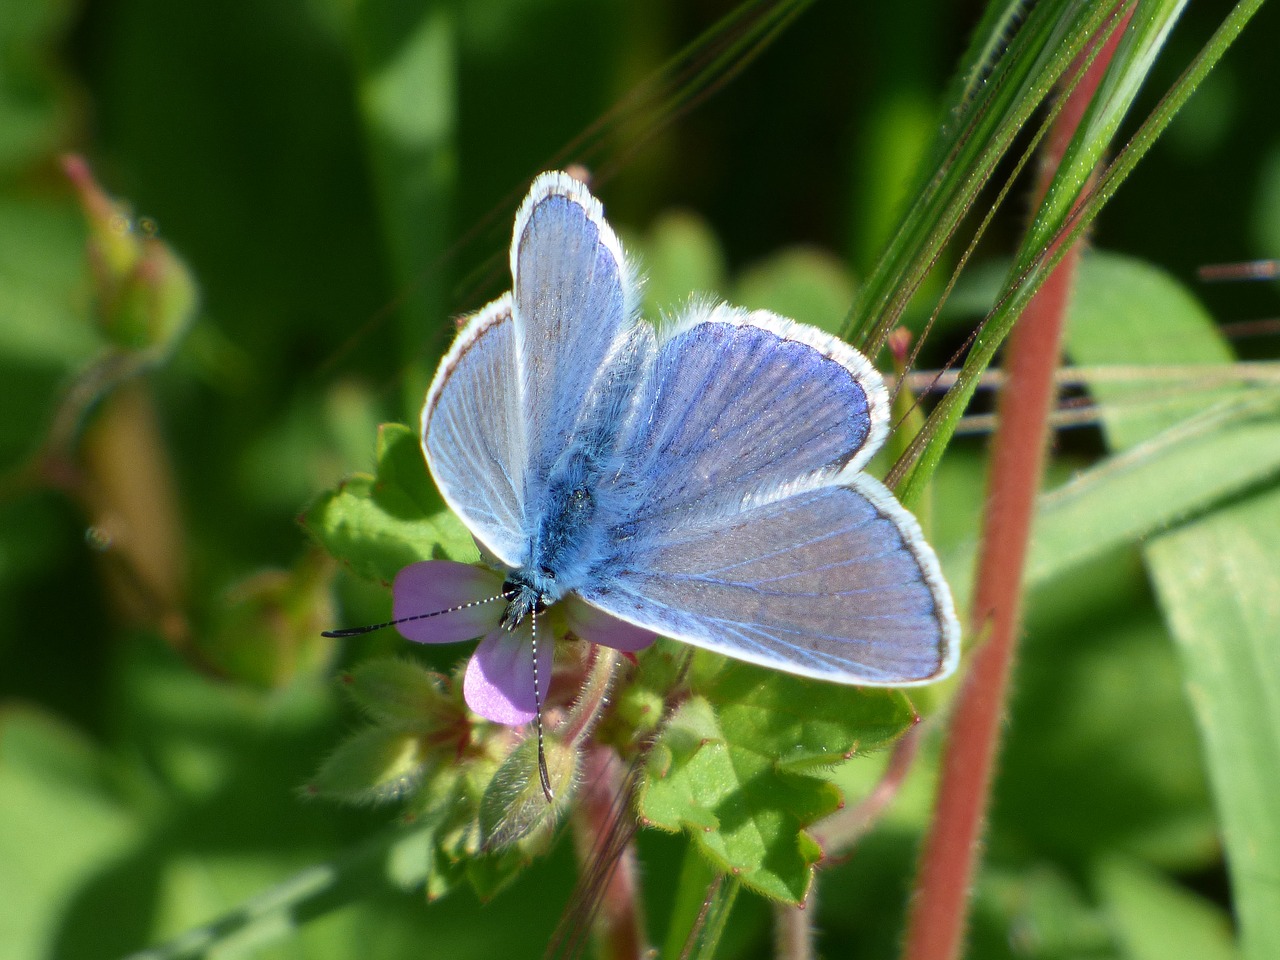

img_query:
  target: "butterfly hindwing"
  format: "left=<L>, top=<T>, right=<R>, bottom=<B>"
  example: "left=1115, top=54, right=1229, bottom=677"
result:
left=605, top=305, right=888, bottom=533
left=581, top=310, right=957, bottom=684
left=582, top=474, right=959, bottom=685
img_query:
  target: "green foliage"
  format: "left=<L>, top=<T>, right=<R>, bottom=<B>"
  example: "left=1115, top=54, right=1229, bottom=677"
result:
left=1146, top=513, right=1280, bottom=960
left=4, top=0, right=1277, bottom=957
left=628, top=211, right=727, bottom=320
left=205, top=552, right=339, bottom=688
left=314, top=726, right=438, bottom=804
left=1096, top=857, right=1238, bottom=960
left=890, top=0, right=1269, bottom=510
left=734, top=248, right=855, bottom=336
left=0, top=0, right=77, bottom=176
left=946, top=252, right=1280, bottom=595
left=1067, top=253, right=1280, bottom=960
left=0, top=708, right=143, bottom=960
left=343, top=656, right=455, bottom=728
left=301, top=422, right=477, bottom=584
left=478, top=737, right=578, bottom=851
left=312, top=655, right=574, bottom=902
left=639, top=656, right=915, bottom=903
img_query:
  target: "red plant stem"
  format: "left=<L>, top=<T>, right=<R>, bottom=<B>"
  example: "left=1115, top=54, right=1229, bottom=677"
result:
left=901, top=11, right=1132, bottom=960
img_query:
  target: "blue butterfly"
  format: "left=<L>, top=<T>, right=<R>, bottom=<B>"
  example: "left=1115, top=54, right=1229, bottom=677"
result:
left=347, top=172, right=959, bottom=793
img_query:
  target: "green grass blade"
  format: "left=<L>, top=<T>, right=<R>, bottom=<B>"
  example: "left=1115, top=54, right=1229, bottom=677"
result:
left=943, top=393, right=1280, bottom=597
left=895, top=0, right=1265, bottom=508
left=942, top=253, right=1280, bottom=591
left=1145, top=493, right=1280, bottom=960
left=847, top=0, right=1115, bottom=349
left=123, top=824, right=435, bottom=960
left=1095, top=857, right=1239, bottom=960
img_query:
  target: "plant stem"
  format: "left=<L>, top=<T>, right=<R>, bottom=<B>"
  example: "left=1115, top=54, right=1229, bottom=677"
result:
left=900, top=10, right=1132, bottom=960
left=569, top=747, right=648, bottom=960
left=811, top=722, right=923, bottom=854
left=679, top=875, right=740, bottom=960
left=559, top=645, right=622, bottom=746
left=773, top=890, right=815, bottom=960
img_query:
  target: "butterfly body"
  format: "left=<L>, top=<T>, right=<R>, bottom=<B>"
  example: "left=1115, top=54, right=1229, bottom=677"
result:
left=408, top=171, right=959, bottom=725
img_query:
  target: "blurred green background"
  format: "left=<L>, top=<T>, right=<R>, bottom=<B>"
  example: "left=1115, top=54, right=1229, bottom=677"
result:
left=2, top=0, right=1279, bottom=958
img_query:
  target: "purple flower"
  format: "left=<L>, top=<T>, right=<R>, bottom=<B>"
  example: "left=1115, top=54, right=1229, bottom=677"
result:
left=393, top=561, right=657, bottom=725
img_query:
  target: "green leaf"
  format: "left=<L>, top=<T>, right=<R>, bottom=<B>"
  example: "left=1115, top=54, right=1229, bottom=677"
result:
left=477, top=737, right=577, bottom=851
left=0, top=0, right=76, bottom=175
left=205, top=553, right=338, bottom=689
left=996, top=556, right=1217, bottom=871
left=1095, top=857, right=1238, bottom=960
left=0, top=708, right=143, bottom=960
left=342, top=658, right=454, bottom=728
left=312, top=727, right=433, bottom=805
left=630, top=210, right=727, bottom=320
left=1145, top=492, right=1280, bottom=960
left=1067, top=251, right=1235, bottom=444
left=301, top=421, right=477, bottom=584
left=351, top=0, right=457, bottom=411
left=973, top=865, right=1112, bottom=959
left=1254, top=141, right=1280, bottom=256
left=1066, top=250, right=1280, bottom=960
left=638, top=660, right=914, bottom=903
left=943, top=393, right=1280, bottom=595
left=1030, top=399, right=1280, bottom=585
left=0, top=198, right=96, bottom=367
left=945, top=253, right=1280, bottom=593
left=0, top=197, right=100, bottom=466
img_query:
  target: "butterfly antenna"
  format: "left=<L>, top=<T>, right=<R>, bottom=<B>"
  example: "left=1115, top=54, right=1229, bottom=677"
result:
left=321, top=591, right=511, bottom=638
left=531, top=608, right=555, bottom=802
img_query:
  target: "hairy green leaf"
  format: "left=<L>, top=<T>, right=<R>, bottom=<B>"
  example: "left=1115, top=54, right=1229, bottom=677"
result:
left=312, top=727, right=433, bottom=805
left=342, top=658, right=454, bottom=728
left=638, top=659, right=914, bottom=902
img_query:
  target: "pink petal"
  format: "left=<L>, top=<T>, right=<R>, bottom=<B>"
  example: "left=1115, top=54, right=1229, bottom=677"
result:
left=563, top=596, right=657, bottom=652
left=392, top=561, right=504, bottom=645
left=463, top=625, right=553, bottom=726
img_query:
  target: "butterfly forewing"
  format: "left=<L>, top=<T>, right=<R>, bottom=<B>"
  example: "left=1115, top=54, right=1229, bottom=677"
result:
left=423, top=295, right=528, bottom=566
left=424, top=173, right=637, bottom=567
left=510, top=173, right=637, bottom=507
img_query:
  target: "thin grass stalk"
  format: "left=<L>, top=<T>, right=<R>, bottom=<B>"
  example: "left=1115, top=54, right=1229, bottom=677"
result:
left=899, top=8, right=1133, bottom=960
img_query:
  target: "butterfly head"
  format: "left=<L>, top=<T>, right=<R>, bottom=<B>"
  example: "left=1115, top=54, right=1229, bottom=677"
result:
left=499, top=569, right=556, bottom=631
